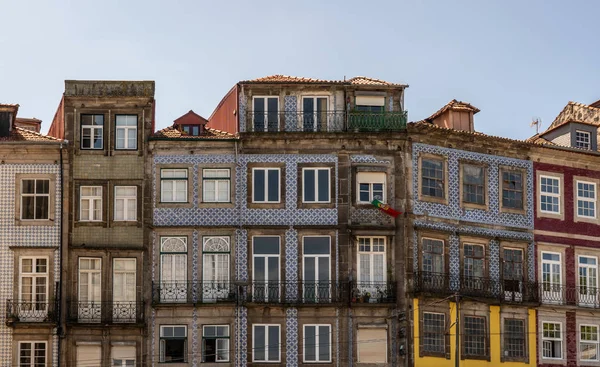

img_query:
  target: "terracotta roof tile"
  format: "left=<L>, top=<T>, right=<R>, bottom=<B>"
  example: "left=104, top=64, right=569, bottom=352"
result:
left=152, top=126, right=237, bottom=140
left=241, top=75, right=407, bottom=87
left=545, top=101, right=600, bottom=133
left=426, top=99, right=480, bottom=121
left=347, top=76, right=407, bottom=87
left=0, top=127, right=60, bottom=142
left=408, top=121, right=531, bottom=145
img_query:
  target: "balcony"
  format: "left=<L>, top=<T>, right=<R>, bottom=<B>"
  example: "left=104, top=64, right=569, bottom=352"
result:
left=152, top=281, right=237, bottom=304
left=410, top=272, right=539, bottom=304
left=66, top=301, right=144, bottom=324
left=6, top=300, right=57, bottom=325
left=539, top=283, right=600, bottom=307
left=238, top=281, right=348, bottom=304
left=351, top=282, right=397, bottom=304
left=244, top=110, right=407, bottom=133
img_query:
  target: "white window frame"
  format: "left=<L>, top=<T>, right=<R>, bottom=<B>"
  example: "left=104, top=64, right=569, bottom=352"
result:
left=114, top=186, right=137, bottom=221
left=303, top=324, right=332, bottom=363
left=19, top=257, right=49, bottom=316
left=20, top=178, right=50, bottom=220
left=302, top=236, right=331, bottom=302
left=252, top=236, right=281, bottom=302
left=540, top=175, right=561, bottom=214
left=302, top=167, right=331, bottom=203
left=80, top=186, right=102, bottom=221
left=202, top=325, right=230, bottom=363
left=112, top=258, right=136, bottom=304
left=580, top=324, right=600, bottom=361
left=541, top=251, right=562, bottom=303
left=578, top=255, right=598, bottom=306
left=160, top=325, right=188, bottom=363
left=202, top=168, right=231, bottom=203
left=115, top=115, right=137, bottom=150
left=78, top=257, right=102, bottom=323
left=111, top=345, right=136, bottom=367
left=576, top=130, right=592, bottom=150
left=252, top=324, right=281, bottom=362
left=301, top=96, right=330, bottom=131
left=356, top=172, right=386, bottom=204
left=252, top=168, right=281, bottom=203
left=80, top=114, right=104, bottom=150
left=18, top=341, right=47, bottom=367
left=576, top=180, right=596, bottom=219
left=357, top=237, right=387, bottom=284
left=160, top=169, right=188, bottom=203
left=542, top=321, right=563, bottom=360
left=160, top=237, right=188, bottom=303
left=252, top=96, right=279, bottom=132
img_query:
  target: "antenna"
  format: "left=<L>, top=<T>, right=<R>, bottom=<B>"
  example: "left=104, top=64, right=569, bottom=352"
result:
left=530, top=117, right=542, bottom=134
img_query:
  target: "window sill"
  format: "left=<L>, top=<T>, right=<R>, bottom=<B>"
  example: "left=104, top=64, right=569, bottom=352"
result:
left=156, top=202, right=194, bottom=209
left=499, top=207, right=527, bottom=215
left=199, top=202, right=236, bottom=209
left=74, top=221, right=106, bottom=228
left=112, top=221, right=141, bottom=227
left=461, top=355, right=490, bottom=361
left=418, top=195, right=448, bottom=205
left=247, top=203, right=286, bottom=210
left=462, top=202, right=488, bottom=211
left=14, top=219, right=55, bottom=226
left=537, top=211, right=564, bottom=220
left=299, top=202, right=336, bottom=210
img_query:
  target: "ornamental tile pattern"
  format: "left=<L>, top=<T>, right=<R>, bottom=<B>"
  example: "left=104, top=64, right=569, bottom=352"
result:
left=285, top=228, right=299, bottom=301
left=284, top=96, right=297, bottom=131
left=192, top=230, right=199, bottom=302
left=285, top=308, right=299, bottom=367
left=235, top=307, right=248, bottom=367
left=236, top=229, right=248, bottom=281
left=412, top=143, right=533, bottom=229
left=192, top=308, right=198, bottom=367
left=489, top=239, right=500, bottom=282
left=239, top=93, right=247, bottom=132
left=449, top=234, right=460, bottom=291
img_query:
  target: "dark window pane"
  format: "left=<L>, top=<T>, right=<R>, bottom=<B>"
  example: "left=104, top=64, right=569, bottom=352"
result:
left=22, top=180, right=35, bottom=194
left=192, top=126, right=199, bottom=136
left=268, top=326, right=279, bottom=360
left=318, top=169, right=329, bottom=201
left=204, top=339, right=216, bottom=362
left=254, top=99, right=265, bottom=131
left=36, top=196, right=49, bottom=219
left=267, top=98, right=278, bottom=131
left=22, top=197, right=35, bottom=219
left=254, top=170, right=265, bottom=202
left=165, top=339, right=186, bottom=362
left=94, top=115, right=104, bottom=126
left=304, top=170, right=315, bottom=202
left=255, top=326, right=265, bottom=360
left=268, top=257, right=279, bottom=281
left=304, top=257, right=315, bottom=281
left=303, top=237, right=330, bottom=254
left=254, top=257, right=265, bottom=281
left=267, top=170, right=279, bottom=202
left=319, top=326, right=330, bottom=361
left=36, top=179, right=49, bottom=194
left=305, top=326, right=316, bottom=361
left=318, top=257, right=329, bottom=281
left=253, top=237, right=280, bottom=254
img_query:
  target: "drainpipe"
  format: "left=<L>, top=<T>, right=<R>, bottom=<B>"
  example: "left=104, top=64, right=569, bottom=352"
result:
left=57, top=140, right=66, bottom=367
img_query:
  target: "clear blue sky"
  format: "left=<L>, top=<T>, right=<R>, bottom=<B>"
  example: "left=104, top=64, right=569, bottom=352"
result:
left=1, top=0, right=599, bottom=139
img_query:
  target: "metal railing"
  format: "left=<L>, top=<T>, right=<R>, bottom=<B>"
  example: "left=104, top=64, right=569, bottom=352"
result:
left=152, top=281, right=237, bottom=304
left=244, top=110, right=407, bottom=132
left=410, top=272, right=539, bottom=303
left=6, top=300, right=57, bottom=324
left=67, top=301, right=144, bottom=324
left=538, top=283, right=600, bottom=307
left=351, top=282, right=397, bottom=304
left=234, top=281, right=347, bottom=304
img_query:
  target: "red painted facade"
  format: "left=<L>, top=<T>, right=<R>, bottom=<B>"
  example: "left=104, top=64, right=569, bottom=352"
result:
left=207, top=85, right=239, bottom=134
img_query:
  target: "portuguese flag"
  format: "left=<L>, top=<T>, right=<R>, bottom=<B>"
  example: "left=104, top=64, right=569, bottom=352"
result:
left=371, top=199, right=401, bottom=218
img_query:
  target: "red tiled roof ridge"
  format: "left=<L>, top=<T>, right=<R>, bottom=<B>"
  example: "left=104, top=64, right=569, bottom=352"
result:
left=14, top=126, right=59, bottom=140
left=241, top=74, right=407, bottom=86
left=426, top=99, right=480, bottom=121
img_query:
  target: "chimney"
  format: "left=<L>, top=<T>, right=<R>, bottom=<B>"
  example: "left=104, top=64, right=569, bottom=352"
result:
left=0, top=111, right=11, bottom=137
left=427, top=100, right=480, bottom=132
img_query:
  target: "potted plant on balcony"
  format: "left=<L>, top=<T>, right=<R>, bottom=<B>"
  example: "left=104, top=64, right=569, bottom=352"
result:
left=363, top=292, right=371, bottom=303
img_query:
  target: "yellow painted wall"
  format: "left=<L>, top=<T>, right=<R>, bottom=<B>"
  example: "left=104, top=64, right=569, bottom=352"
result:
left=413, top=299, right=536, bottom=367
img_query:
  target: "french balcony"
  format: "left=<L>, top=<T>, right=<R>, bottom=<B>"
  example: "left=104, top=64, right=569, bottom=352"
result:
left=152, top=281, right=237, bottom=304
left=238, top=281, right=347, bottom=305
left=66, top=301, right=144, bottom=324
left=539, top=283, right=600, bottom=307
left=351, top=281, right=397, bottom=304
left=410, top=272, right=539, bottom=304
left=5, top=300, right=57, bottom=325
left=244, top=110, right=407, bottom=133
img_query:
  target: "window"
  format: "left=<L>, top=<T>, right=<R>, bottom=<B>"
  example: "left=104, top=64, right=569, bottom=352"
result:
left=114, top=186, right=137, bottom=221
left=252, top=168, right=280, bottom=203
left=253, top=324, right=280, bottom=362
left=462, top=164, right=485, bottom=205
left=160, top=169, right=188, bottom=203
left=464, top=244, right=484, bottom=290
left=355, top=96, right=385, bottom=112
left=81, top=114, right=104, bottom=149
left=181, top=125, right=200, bottom=136
left=113, top=259, right=136, bottom=322
left=581, top=325, right=599, bottom=361
left=422, top=312, right=445, bottom=354
left=421, top=158, right=444, bottom=198
left=463, top=316, right=487, bottom=357
left=358, top=237, right=386, bottom=286
left=579, top=256, right=598, bottom=306
left=577, top=181, right=596, bottom=218
left=112, top=346, right=135, bottom=367
left=77, top=345, right=101, bottom=367
left=501, top=170, right=523, bottom=210
left=203, top=325, right=230, bottom=362
left=540, top=176, right=560, bottom=214
left=576, top=130, right=592, bottom=150
left=541, top=252, right=562, bottom=303
left=253, top=97, right=279, bottom=132
left=542, top=322, right=562, bottom=359
left=304, top=324, right=331, bottom=362
left=503, top=248, right=524, bottom=301
left=115, top=115, right=137, bottom=150
left=160, top=237, right=187, bottom=302
left=357, top=172, right=385, bottom=203
left=19, top=257, right=48, bottom=320
left=80, top=186, right=102, bottom=221
left=202, top=237, right=230, bottom=301
left=504, top=318, right=526, bottom=359
left=21, top=179, right=50, bottom=220
left=303, top=168, right=330, bottom=203
left=253, top=237, right=280, bottom=302
left=19, top=341, right=46, bottom=367
left=78, top=258, right=101, bottom=323
left=303, top=237, right=331, bottom=302
left=422, top=238, right=444, bottom=274
left=202, top=169, right=230, bottom=203
left=357, top=328, right=387, bottom=363
left=302, top=96, right=329, bottom=132
left=160, top=325, right=187, bottom=363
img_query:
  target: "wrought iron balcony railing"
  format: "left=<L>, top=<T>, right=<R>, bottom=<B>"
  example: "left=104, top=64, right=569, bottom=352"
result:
left=223, top=281, right=348, bottom=305
left=410, top=272, right=539, bottom=303
left=152, top=281, right=237, bottom=304
left=539, top=283, right=600, bottom=307
left=6, top=300, right=58, bottom=324
left=351, top=282, right=397, bottom=304
left=66, top=301, right=144, bottom=324
left=244, top=110, right=407, bottom=132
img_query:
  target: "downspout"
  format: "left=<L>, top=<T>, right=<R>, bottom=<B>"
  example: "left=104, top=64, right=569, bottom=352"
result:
left=57, top=141, right=65, bottom=367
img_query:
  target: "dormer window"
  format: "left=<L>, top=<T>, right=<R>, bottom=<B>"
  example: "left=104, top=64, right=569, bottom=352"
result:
left=181, top=125, right=200, bottom=136
left=575, top=130, right=591, bottom=150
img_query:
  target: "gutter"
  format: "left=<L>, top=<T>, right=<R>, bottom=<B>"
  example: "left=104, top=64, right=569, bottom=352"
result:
left=57, top=141, right=66, bottom=367
left=148, top=137, right=239, bottom=142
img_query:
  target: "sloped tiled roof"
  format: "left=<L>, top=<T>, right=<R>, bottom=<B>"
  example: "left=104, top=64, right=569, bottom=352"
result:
left=240, top=74, right=407, bottom=87
left=173, top=110, right=208, bottom=125
left=426, top=99, right=480, bottom=121
left=0, top=127, right=60, bottom=142
left=152, top=125, right=237, bottom=140
left=15, top=117, right=42, bottom=124
left=545, top=101, right=600, bottom=133
left=525, top=133, right=556, bottom=146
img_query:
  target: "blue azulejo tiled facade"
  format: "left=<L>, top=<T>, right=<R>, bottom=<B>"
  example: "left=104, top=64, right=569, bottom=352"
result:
left=0, top=163, right=61, bottom=366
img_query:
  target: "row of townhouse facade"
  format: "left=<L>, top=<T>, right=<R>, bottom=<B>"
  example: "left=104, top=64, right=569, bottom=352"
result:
left=2, top=76, right=600, bottom=367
